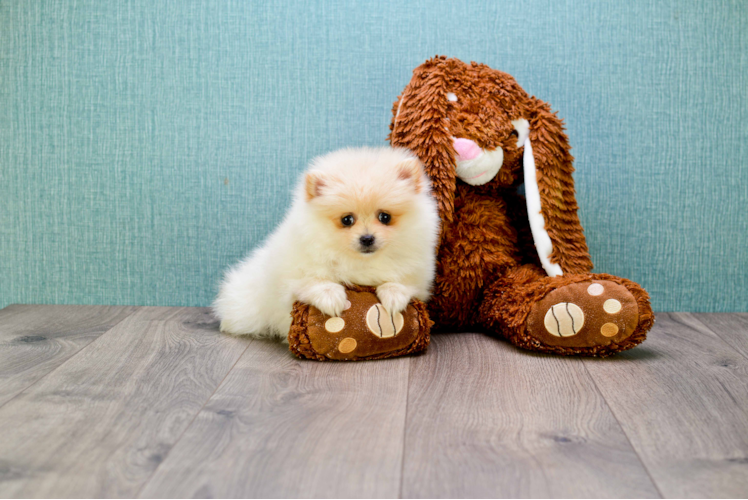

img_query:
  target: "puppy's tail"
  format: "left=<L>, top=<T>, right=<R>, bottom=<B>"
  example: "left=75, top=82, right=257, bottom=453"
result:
left=212, top=258, right=288, bottom=340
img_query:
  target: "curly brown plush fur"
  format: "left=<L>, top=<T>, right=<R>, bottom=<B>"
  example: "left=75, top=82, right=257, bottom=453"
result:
left=389, top=56, right=653, bottom=357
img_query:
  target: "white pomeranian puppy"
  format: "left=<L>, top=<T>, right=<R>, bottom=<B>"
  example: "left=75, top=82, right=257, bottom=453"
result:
left=213, top=147, right=440, bottom=340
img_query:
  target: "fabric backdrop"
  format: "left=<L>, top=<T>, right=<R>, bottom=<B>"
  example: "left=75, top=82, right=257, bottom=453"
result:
left=1, top=0, right=746, bottom=312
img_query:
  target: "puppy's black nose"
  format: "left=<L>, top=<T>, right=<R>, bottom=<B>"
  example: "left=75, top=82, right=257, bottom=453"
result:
left=359, top=234, right=376, bottom=247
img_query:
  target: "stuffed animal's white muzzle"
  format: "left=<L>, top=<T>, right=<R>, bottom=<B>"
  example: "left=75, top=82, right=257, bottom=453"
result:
left=453, top=139, right=504, bottom=186
left=452, top=119, right=530, bottom=186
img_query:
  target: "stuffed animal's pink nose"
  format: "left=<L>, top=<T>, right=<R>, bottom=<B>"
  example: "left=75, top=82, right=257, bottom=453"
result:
left=453, top=137, right=482, bottom=161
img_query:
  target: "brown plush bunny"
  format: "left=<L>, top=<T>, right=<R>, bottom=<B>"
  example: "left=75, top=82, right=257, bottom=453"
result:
left=387, top=56, right=653, bottom=356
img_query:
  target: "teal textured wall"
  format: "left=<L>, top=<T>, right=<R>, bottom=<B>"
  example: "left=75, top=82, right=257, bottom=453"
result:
left=1, top=1, right=746, bottom=312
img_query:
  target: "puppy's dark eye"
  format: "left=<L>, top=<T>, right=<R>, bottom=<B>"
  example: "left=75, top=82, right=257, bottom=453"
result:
left=378, top=212, right=392, bottom=225
left=341, top=214, right=355, bottom=227
left=509, top=130, right=519, bottom=138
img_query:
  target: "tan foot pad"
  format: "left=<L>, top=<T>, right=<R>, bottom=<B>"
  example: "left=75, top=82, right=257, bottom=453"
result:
left=527, top=281, right=639, bottom=348
left=289, top=287, right=432, bottom=361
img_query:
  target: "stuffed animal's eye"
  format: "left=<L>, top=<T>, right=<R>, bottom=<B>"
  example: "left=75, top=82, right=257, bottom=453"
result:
left=378, top=212, right=392, bottom=225
left=341, top=214, right=355, bottom=227
left=509, top=130, right=519, bottom=138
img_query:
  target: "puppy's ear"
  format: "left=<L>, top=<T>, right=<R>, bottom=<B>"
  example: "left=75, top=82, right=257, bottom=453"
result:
left=304, top=171, right=327, bottom=201
left=397, top=157, right=424, bottom=193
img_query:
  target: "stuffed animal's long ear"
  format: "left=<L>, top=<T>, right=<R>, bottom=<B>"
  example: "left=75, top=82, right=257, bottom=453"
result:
left=524, top=99, right=594, bottom=275
left=388, top=61, right=457, bottom=227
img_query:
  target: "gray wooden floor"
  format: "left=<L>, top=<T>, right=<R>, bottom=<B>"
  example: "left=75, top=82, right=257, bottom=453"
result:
left=0, top=305, right=747, bottom=498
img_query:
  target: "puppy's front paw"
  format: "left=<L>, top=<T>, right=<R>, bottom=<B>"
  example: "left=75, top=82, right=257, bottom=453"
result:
left=307, top=282, right=348, bottom=317
left=376, top=282, right=412, bottom=315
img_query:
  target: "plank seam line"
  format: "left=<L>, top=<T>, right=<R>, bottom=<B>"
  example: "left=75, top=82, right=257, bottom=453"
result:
left=0, top=306, right=137, bottom=412
left=683, top=313, right=748, bottom=363
left=134, top=337, right=253, bottom=498
left=673, top=313, right=748, bottom=422
left=580, top=357, right=665, bottom=499
left=398, top=356, right=412, bottom=499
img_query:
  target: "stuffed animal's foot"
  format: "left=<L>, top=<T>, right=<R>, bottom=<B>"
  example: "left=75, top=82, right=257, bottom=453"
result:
left=289, top=287, right=433, bottom=361
left=526, top=280, right=640, bottom=349
left=480, top=271, right=653, bottom=357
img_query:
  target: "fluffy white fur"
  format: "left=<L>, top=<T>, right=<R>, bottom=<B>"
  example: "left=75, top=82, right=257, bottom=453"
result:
left=213, top=147, right=440, bottom=341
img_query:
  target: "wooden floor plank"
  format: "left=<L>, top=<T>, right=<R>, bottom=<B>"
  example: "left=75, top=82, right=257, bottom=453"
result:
left=139, top=339, right=410, bottom=499
left=400, top=333, right=659, bottom=498
left=583, top=313, right=748, bottom=498
left=0, top=307, right=248, bottom=498
left=688, top=313, right=748, bottom=360
left=0, top=304, right=136, bottom=407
